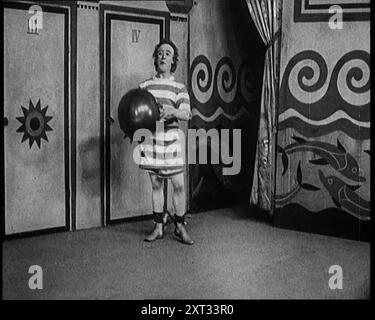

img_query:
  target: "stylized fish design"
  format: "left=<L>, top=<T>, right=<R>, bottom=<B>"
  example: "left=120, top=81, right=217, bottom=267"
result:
left=275, top=161, right=320, bottom=207
left=277, top=136, right=365, bottom=182
left=318, top=170, right=370, bottom=221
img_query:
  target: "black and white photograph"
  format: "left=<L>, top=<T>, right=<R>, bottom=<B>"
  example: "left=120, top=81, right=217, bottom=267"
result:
left=1, top=0, right=372, bottom=304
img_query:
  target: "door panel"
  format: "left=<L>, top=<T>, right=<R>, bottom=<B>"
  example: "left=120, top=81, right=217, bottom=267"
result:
left=4, top=7, right=68, bottom=234
left=107, top=13, right=165, bottom=221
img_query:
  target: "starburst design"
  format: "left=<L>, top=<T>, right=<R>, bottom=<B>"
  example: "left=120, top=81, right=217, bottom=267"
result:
left=16, top=99, right=53, bottom=149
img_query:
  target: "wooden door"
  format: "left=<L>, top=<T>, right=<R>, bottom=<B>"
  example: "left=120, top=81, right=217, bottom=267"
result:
left=3, top=3, right=70, bottom=235
left=103, top=7, right=169, bottom=222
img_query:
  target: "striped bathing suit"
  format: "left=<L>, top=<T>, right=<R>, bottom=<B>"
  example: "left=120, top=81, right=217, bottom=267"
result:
left=139, top=75, right=191, bottom=177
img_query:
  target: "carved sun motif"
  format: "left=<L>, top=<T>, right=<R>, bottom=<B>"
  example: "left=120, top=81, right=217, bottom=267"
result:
left=16, top=99, right=53, bottom=148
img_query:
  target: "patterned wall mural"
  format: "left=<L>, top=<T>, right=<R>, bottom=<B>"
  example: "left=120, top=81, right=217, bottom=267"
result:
left=188, top=0, right=264, bottom=212
left=278, top=50, right=370, bottom=140
left=275, top=0, right=370, bottom=240
left=189, top=55, right=257, bottom=129
left=188, top=54, right=261, bottom=211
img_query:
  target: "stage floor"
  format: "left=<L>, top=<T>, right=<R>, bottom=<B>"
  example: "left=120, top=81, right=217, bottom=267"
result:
left=3, top=206, right=370, bottom=299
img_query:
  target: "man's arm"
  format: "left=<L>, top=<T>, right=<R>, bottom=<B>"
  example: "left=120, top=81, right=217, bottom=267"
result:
left=161, top=106, right=190, bottom=121
left=174, top=84, right=191, bottom=121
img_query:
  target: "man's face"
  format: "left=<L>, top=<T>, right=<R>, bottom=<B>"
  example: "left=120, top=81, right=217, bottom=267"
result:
left=156, top=43, right=174, bottom=73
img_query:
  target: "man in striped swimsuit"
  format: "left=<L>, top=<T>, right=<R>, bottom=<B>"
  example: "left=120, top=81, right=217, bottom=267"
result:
left=140, top=39, right=194, bottom=245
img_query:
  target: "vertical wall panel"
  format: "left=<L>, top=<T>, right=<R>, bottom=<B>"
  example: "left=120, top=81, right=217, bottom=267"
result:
left=275, top=0, right=370, bottom=240
left=4, top=6, right=68, bottom=234
left=188, top=0, right=263, bottom=212
left=76, top=3, right=102, bottom=229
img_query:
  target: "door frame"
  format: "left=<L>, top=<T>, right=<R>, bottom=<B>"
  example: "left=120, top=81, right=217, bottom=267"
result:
left=2, top=0, right=77, bottom=239
left=99, top=4, right=170, bottom=225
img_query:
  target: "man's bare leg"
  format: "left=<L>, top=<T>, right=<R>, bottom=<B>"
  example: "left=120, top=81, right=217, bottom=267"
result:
left=144, top=173, right=164, bottom=242
left=170, top=173, right=194, bottom=245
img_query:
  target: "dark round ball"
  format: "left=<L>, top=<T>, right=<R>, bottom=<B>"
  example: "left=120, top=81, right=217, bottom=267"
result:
left=118, top=88, right=160, bottom=139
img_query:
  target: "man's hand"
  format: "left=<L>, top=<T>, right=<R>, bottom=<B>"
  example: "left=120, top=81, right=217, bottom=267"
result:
left=160, top=105, right=176, bottom=121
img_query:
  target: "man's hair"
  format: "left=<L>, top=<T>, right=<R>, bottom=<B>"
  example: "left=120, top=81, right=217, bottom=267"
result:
left=152, top=39, right=179, bottom=73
